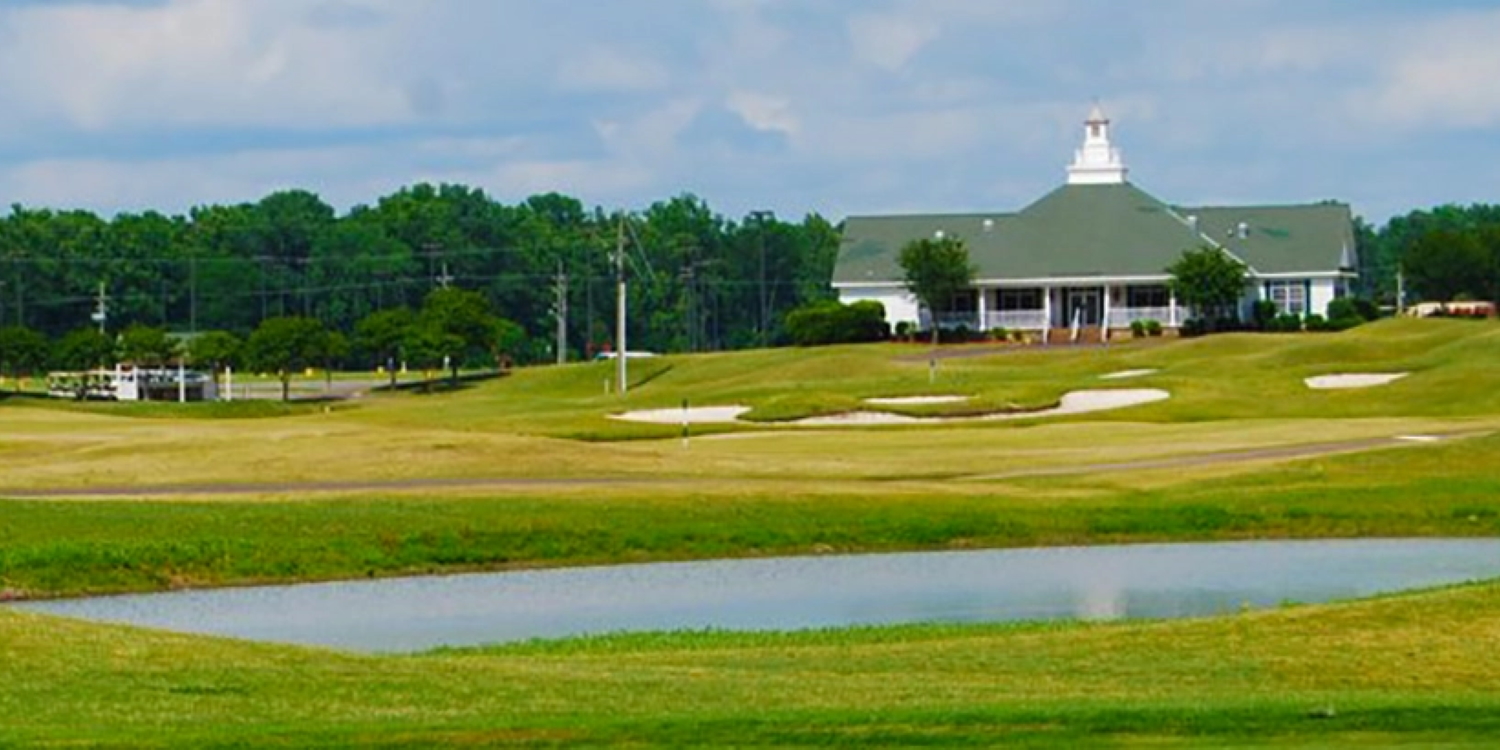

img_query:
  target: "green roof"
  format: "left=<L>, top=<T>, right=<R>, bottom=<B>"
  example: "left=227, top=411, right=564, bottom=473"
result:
left=835, top=183, right=1354, bottom=285
left=1183, top=203, right=1355, bottom=275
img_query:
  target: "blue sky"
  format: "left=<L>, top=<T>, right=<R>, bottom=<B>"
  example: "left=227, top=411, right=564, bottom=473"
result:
left=1, top=0, right=1497, bottom=225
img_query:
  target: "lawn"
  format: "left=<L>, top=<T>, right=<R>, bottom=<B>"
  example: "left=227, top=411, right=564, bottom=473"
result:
left=2, top=318, right=1499, bottom=746
left=2, top=580, right=1499, bottom=746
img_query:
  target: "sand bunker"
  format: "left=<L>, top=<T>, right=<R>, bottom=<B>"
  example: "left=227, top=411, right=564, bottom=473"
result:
left=615, top=389, right=1170, bottom=428
left=791, top=389, right=1171, bottom=427
left=1100, top=369, right=1158, bottom=381
left=863, top=395, right=971, bottom=406
left=611, top=406, right=751, bottom=424
left=1305, top=373, right=1409, bottom=390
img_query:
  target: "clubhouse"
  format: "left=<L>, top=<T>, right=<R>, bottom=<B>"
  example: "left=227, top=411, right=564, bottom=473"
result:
left=832, top=106, right=1357, bottom=339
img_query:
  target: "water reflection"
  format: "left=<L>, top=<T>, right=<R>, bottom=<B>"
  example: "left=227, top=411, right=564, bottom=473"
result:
left=15, top=539, right=1500, bottom=653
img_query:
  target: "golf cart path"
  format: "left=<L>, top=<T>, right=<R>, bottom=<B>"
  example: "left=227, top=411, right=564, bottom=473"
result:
left=2, top=431, right=1487, bottom=500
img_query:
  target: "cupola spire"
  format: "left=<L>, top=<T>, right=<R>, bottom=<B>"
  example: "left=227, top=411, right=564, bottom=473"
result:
left=1067, top=103, right=1128, bottom=185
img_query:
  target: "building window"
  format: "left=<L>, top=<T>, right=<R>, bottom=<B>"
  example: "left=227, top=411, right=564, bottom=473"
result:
left=948, top=290, right=977, bottom=313
left=1267, top=281, right=1307, bottom=315
left=1126, top=285, right=1169, bottom=309
left=998, top=288, right=1043, bottom=311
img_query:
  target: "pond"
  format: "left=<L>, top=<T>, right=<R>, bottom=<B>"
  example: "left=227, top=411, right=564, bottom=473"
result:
left=15, top=539, right=1500, bottom=653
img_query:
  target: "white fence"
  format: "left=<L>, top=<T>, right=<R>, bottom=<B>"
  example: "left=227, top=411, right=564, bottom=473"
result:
left=1107, top=307, right=1173, bottom=327
left=982, top=311, right=1049, bottom=331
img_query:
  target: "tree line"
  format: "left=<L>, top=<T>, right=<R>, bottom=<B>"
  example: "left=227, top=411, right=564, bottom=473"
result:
left=0, top=185, right=841, bottom=377
left=1357, top=204, right=1500, bottom=306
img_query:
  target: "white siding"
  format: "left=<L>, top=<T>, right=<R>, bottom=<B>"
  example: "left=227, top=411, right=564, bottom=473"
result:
left=837, top=285, right=921, bottom=328
left=1308, top=278, right=1339, bottom=317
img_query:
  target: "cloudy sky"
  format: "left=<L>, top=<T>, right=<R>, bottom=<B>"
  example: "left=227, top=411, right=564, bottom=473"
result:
left=1, top=0, right=1497, bottom=225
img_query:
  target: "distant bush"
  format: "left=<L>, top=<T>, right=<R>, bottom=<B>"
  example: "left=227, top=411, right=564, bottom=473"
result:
left=1145, top=319, right=1163, bottom=337
left=1304, top=314, right=1331, bottom=332
left=988, top=327, right=1008, bottom=342
left=1352, top=298, right=1380, bottom=321
left=785, top=301, right=890, bottom=346
left=1268, top=313, right=1303, bottom=333
left=894, top=321, right=915, bottom=341
left=1325, top=298, right=1367, bottom=325
left=1180, top=318, right=1207, bottom=338
left=938, top=325, right=975, bottom=344
left=1130, top=320, right=1147, bottom=339
left=1251, top=300, right=1278, bottom=331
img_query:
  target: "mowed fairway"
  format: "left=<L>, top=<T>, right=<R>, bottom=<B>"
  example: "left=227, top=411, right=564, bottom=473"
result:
left=3, top=317, right=1500, bottom=746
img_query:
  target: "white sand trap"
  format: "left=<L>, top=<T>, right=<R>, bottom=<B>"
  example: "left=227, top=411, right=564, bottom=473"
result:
left=1305, top=373, right=1409, bottom=390
left=1100, top=369, right=1158, bottom=381
left=791, top=389, right=1170, bottom=427
left=612, top=405, right=751, bottom=424
left=864, top=395, right=971, bottom=406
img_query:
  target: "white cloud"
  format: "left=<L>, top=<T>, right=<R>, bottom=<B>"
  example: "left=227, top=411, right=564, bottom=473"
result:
left=1367, top=10, right=1500, bottom=130
left=847, top=12, right=941, bottom=72
left=0, top=0, right=418, bottom=132
left=557, top=48, right=671, bottom=93
left=726, top=92, right=798, bottom=136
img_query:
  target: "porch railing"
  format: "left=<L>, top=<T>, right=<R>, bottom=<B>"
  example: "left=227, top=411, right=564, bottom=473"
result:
left=1107, top=307, right=1173, bottom=327
left=982, top=311, right=1049, bottom=331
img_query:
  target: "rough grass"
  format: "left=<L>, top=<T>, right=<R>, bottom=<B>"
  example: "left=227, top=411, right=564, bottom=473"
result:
left=3, top=581, right=1500, bottom=747
left=1, top=320, right=1499, bottom=745
left=4, top=431, right=1499, bottom=600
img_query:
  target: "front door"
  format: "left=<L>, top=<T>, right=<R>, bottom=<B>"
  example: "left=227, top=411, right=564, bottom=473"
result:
left=1064, top=288, right=1102, bottom=327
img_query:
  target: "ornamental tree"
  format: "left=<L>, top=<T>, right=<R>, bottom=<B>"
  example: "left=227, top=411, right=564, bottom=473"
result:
left=898, top=236, right=975, bottom=346
left=1167, top=246, right=1248, bottom=331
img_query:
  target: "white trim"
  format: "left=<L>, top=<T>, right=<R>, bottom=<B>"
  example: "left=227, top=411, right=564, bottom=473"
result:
left=1250, top=271, right=1358, bottom=281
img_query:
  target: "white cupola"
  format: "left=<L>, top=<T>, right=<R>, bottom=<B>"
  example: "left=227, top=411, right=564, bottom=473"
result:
left=1066, top=104, right=1128, bottom=185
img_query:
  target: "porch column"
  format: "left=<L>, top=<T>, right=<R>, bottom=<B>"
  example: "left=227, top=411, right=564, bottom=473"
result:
left=1101, top=285, right=1112, bottom=342
left=1169, top=289, right=1179, bottom=328
left=977, top=286, right=989, bottom=333
left=1042, top=286, right=1054, bottom=344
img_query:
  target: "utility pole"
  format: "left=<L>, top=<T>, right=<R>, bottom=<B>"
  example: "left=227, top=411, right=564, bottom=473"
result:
left=553, top=260, right=569, bottom=365
left=189, top=254, right=198, bottom=333
left=615, top=217, right=628, bottom=395
left=1396, top=269, right=1406, bottom=315
left=91, top=281, right=109, bottom=334
left=680, top=259, right=697, bottom=353
left=436, top=262, right=454, bottom=290
left=750, top=210, right=773, bottom=347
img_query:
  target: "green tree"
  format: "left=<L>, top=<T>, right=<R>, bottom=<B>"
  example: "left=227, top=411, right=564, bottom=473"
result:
left=243, top=316, right=329, bottom=402
left=898, top=236, right=975, bottom=346
left=418, top=288, right=514, bottom=385
left=401, top=321, right=462, bottom=392
left=354, top=308, right=415, bottom=387
left=0, top=325, right=49, bottom=389
left=117, top=324, right=177, bottom=367
left=187, top=330, right=242, bottom=393
left=1167, top=247, right=1248, bottom=331
left=1401, top=229, right=1494, bottom=304
left=52, top=328, right=115, bottom=371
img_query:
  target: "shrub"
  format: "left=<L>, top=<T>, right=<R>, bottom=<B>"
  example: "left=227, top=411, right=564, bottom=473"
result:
left=1130, top=320, right=1147, bottom=339
left=1180, top=318, right=1206, bottom=338
left=1251, top=300, right=1278, bottom=331
left=785, top=301, right=890, bottom=346
left=1269, top=313, right=1303, bottom=333
left=1325, top=298, right=1366, bottom=325
left=989, top=327, right=1007, bottom=342
left=894, top=321, right=914, bottom=341
left=1304, top=314, right=1330, bottom=332
left=1352, top=298, right=1380, bottom=321
left=1145, top=319, right=1163, bottom=337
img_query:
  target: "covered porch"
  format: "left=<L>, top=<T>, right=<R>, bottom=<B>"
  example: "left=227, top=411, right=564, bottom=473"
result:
left=936, top=283, right=1183, bottom=340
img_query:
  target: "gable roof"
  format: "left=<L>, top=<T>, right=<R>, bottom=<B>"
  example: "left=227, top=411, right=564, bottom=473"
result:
left=1181, top=202, right=1355, bottom=275
left=834, top=182, right=1354, bottom=286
